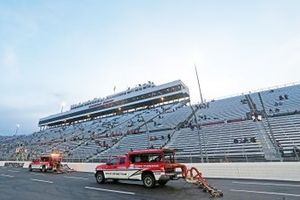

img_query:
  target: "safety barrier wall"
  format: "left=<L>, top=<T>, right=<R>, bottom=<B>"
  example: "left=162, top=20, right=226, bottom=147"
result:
left=0, top=161, right=30, bottom=168
left=62, top=162, right=300, bottom=181
left=1, top=161, right=299, bottom=181
left=185, top=162, right=300, bottom=182
left=63, top=162, right=99, bottom=172
left=64, top=162, right=300, bottom=181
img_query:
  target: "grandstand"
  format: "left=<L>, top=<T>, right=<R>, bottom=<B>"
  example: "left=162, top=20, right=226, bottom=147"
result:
left=39, top=80, right=189, bottom=127
left=1, top=80, right=300, bottom=163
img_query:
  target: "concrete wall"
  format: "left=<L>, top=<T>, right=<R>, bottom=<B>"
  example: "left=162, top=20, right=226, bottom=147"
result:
left=63, top=162, right=99, bottom=173
left=0, top=161, right=30, bottom=168
left=185, top=162, right=300, bottom=182
left=63, top=162, right=300, bottom=181
left=1, top=161, right=300, bottom=181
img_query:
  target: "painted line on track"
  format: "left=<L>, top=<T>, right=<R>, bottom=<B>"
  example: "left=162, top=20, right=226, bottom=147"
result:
left=30, top=173, right=45, bottom=176
left=31, top=178, right=53, bottom=184
left=232, top=181, right=300, bottom=188
left=1, top=174, right=14, bottom=178
left=84, top=186, right=135, bottom=195
left=230, top=189, right=300, bottom=197
left=7, top=169, right=20, bottom=173
left=64, top=176, right=89, bottom=180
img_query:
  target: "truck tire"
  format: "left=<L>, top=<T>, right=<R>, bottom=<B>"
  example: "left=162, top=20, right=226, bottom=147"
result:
left=158, top=180, right=168, bottom=186
left=113, top=179, right=119, bottom=183
left=42, top=165, right=47, bottom=173
left=142, top=173, right=156, bottom=188
left=29, top=165, right=32, bottom=172
left=96, top=171, right=105, bottom=184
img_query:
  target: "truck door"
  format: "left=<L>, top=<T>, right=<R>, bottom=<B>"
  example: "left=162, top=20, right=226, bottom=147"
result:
left=116, top=157, right=129, bottom=179
left=104, top=157, right=128, bottom=179
left=103, top=158, right=117, bottom=179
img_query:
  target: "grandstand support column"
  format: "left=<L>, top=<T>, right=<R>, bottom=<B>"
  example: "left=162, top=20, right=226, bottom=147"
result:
left=189, top=102, right=204, bottom=163
left=258, top=92, right=283, bottom=161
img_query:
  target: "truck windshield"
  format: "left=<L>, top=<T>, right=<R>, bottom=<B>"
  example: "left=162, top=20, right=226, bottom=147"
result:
left=109, top=158, right=118, bottom=165
left=41, top=157, right=50, bottom=162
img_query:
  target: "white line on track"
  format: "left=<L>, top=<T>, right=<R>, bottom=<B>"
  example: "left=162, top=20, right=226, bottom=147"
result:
left=232, top=181, right=300, bottom=188
left=64, top=176, right=89, bottom=180
left=230, top=189, right=300, bottom=197
left=30, top=173, right=45, bottom=176
left=84, top=186, right=135, bottom=195
left=1, top=174, right=14, bottom=178
left=31, top=178, right=53, bottom=184
left=7, top=169, right=20, bottom=173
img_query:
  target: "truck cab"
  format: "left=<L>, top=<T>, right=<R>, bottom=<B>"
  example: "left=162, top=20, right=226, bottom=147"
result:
left=95, top=149, right=184, bottom=188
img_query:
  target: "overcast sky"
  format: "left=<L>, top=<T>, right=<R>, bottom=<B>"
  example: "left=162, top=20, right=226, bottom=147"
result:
left=0, top=0, right=300, bottom=135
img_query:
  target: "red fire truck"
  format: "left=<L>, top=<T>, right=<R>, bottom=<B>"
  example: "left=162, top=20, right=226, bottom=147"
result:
left=29, top=152, right=62, bottom=173
left=95, top=148, right=223, bottom=197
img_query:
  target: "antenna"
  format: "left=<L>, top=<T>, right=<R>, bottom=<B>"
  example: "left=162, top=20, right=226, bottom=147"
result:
left=194, top=64, right=204, bottom=104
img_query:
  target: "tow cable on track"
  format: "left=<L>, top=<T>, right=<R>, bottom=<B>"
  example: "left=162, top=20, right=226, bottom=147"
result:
left=174, top=164, right=223, bottom=198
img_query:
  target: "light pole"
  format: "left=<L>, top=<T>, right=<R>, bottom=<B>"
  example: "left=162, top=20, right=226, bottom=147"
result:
left=61, top=102, right=66, bottom=113
left=194, top=64, right=204, bottom=104
left=14, top=124, right=20, bottom=136
left=189, top=103, right=204, bottom=163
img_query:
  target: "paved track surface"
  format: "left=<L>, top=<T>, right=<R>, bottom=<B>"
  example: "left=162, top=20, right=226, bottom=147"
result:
left=1, top=166, right=300, bottom=200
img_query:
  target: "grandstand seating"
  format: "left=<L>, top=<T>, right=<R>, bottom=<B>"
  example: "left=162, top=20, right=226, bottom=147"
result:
left=262, top=114, right=300, bottom=156
left=167, top=120, right=266, bottom=162
left=250, top=84, right=300, bottom=116
left=1, top=83, right=300, bottom=162
left=194, top=96, right=250, bottom=124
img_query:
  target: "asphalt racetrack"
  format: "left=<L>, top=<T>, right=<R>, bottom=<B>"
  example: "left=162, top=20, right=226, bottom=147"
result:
left=1, top=166, right=300, bottom=200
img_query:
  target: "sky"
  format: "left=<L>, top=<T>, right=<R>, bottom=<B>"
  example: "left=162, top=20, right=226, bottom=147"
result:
left=0, top=0, right=300, bottom=135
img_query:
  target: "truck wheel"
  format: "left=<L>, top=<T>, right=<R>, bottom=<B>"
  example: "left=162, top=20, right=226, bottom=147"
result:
left=29, top=165, right=32, bottom=172
left=142, top=173, right=155, bottom=188
left=113, top=179, right=119, bottom=183
left=42, top=166, right=47, bottom=173
left=96, top=171, right=105, bottom=184
left=158, top=180, right=168, bottom=186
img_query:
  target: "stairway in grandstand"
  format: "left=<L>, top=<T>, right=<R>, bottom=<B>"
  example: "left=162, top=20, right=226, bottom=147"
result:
left=245, top=94, right=257, bottom=114
left=245, top=94, right=282, bottom=161
left=254, top=121, right=281, bottom=161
